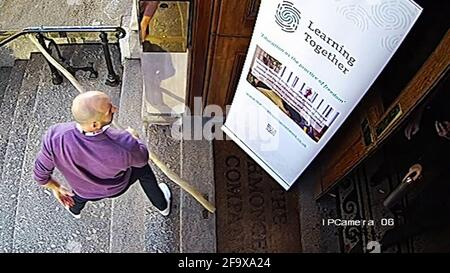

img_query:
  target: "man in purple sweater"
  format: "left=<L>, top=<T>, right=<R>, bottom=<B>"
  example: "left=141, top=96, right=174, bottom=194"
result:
left=33, top=91, right=171, bottom=218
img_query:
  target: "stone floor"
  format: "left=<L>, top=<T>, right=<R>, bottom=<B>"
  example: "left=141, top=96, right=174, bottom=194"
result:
left=0, top=45, right=186, bottom=253
left=0, top=47, right=122, bottom=252
left=0, top=0, right=132, bottom=30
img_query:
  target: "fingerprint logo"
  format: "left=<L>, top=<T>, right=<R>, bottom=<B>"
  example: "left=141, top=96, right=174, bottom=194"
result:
left=381, top=34, right=401, bottom=52
left=370, top=0, right=415, bottom=31
left=275, top=1, right=301, bottom=33
left=337, top=5, right=370, bottom=32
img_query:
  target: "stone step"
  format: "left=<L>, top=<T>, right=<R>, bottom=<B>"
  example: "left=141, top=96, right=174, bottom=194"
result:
left=111, top=59, right=182, bottom=252
left=58, top=43, right=123, bottom=106
left=179, top=137, right=216, bottom=253
left=168, top=116, right=218, bottom=252
left=0, top=60, right=27, bottom=176
left=0, top=47, right=15, bottom=67
left=110, top=59, right=148, bottom=253
left=143, top=124, right=181, bottom=253
left=11, top=44, right=122, bottom=252
left=12, top=54, right=113, bottom=253
left=0, top=54, right=45, bottom=252
left=0, top=66, right=12, bottom=106
left=119, top=15, right=141, bottom=61
left=117, top=59, right=144, bottom=134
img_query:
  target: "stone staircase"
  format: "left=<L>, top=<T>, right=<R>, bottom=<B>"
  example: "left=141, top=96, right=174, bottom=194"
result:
left=0, top=42, right=201, bottom=252
left=115, top=58, right=216, bottom=253
left=0, top=0, right=217, bottom=252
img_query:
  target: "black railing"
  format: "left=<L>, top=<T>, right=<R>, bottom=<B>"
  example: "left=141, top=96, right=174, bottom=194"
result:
left=0, top=26, right=126, bottom=86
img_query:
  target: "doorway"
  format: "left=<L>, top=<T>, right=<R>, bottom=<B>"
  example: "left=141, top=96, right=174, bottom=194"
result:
left=138, top=0, right=192, bottom=123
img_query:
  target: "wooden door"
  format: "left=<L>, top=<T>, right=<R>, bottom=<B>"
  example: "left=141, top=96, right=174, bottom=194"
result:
left=314, top=31, right=450, bottom=198
left=188, top=0, right=260, bottom=110
left=213, top=0, right=260, bottom=37
left=204, top=36, right=249, bottom=108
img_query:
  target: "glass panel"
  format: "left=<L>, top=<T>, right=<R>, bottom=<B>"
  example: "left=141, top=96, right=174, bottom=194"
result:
left=139, top=1, right=190, bottom=52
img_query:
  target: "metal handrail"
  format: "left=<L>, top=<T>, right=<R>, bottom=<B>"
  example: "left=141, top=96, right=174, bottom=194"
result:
left=0, top=25, right=126, bottom=47
left=0, top=25, right=126, bottom=86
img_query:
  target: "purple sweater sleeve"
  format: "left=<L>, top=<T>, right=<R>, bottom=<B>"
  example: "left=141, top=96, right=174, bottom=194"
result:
left=33, top=128, right=55, bottom=185
left=128, top=137, right=150, bottom=168
left=141, top=1, right=159, bottom=17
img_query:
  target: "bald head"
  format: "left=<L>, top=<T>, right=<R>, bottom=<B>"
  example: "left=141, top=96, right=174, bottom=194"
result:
left=72, top=91, right=113, bottom=126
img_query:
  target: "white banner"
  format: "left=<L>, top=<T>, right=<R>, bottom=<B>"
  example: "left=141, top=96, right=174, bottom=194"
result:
left=222, top=0, right=422, bottom=190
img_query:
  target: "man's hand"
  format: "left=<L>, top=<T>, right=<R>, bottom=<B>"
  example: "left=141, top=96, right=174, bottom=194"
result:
left=435, top=121, right=450, bottom=140
left=404, top=111, right=423, bottom=140
left=404, top=119, right=420, bottom=140
left=126, top=127, right=140, bottom=139
left=404, top=104, right=427, bottom=140
left=44, top=179, right=74, bottom=208
left=140, top=15, right=152, bottom=42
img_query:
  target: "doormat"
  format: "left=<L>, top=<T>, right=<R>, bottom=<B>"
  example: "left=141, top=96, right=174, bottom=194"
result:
left=214, top=140, right=302, bottom=252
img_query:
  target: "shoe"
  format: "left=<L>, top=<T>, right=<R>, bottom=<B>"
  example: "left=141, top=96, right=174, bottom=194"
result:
left=65, top=206, right=81, bottom=219
left=158, top=183, right=171, bottom=216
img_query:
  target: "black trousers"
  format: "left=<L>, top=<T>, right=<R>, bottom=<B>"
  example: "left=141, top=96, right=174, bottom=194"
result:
left=70, top=164, right=167, bottom=214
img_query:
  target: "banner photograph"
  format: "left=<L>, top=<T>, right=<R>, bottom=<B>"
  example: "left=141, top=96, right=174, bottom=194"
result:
left=223, top=0, right=422, bottom=189
left=247, top=45, right=340, bottom=142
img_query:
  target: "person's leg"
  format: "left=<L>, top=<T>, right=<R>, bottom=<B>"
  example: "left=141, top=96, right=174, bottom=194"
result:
left=69, top=194, right=89, bottom=215
left=131, top=164, right=168, bottom=211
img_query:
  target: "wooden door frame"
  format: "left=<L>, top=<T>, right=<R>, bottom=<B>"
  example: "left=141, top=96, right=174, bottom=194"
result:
left=187, top=0, right=215, bottom=110
left=187, top=0, right=260, bottom=110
